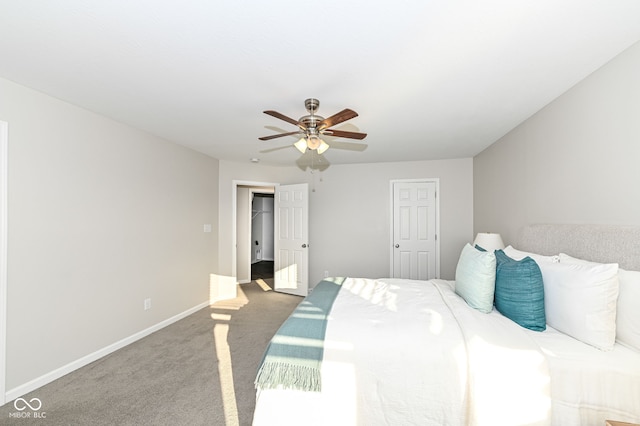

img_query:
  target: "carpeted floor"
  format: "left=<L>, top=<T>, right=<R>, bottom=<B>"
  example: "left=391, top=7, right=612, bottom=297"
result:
left=0, top=280, right=301, bottom=426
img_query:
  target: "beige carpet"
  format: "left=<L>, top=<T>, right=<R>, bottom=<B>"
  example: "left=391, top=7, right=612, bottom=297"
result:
left=0, top=281, right=301, bottom=426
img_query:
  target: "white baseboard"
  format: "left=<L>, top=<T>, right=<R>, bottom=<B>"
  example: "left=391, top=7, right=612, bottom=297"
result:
left=4, top=300, right=210, bottom=404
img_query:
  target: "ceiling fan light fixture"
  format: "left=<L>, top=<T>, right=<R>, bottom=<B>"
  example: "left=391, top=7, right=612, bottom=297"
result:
left=294, top=138, right=308, bottom=154
left=317, top=140, right=330, bottom=154
left=307, top=134, right=321, bottom=150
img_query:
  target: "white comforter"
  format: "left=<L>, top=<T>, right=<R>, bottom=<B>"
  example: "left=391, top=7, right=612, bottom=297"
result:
left=253, top=278, right=552, bottom=426
left=527, top=325, right=640, bottom=424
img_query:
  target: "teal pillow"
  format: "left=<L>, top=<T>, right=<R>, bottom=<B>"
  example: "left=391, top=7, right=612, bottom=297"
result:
left=455, top=243, right=496, bottom=313
left=494, top=250, right=546, bottom=331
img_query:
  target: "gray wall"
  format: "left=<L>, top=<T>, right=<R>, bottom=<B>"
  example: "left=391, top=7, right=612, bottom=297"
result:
left=218, top=157, right=473, bottom=284
left=1, top=77, right=219, bottom=391
left=474, top=41, right=640, bottom=246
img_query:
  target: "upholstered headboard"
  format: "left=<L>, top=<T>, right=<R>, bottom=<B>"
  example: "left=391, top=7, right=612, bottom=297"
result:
left=516, top=224, right=640, bottom=271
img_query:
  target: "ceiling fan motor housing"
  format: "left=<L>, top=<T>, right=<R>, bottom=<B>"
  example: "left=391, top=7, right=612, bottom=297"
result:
left=304, top=98, right=320, bottom=114
left=300, top=98, right=323, bottom=130
left=299, top=115, right=323, bottom=130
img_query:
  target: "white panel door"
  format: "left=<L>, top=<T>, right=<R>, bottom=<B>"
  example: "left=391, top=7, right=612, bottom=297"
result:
left=392, top=181, right=437, bottom=280
left=274, top=183, right=309, bottom=296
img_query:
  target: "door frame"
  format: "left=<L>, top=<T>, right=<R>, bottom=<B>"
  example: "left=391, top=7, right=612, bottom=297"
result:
left=1, top=120, right=7, bottom=405
left=389, top=178, right=440, bottom=279
left=232, top=180, right=277, bottom=285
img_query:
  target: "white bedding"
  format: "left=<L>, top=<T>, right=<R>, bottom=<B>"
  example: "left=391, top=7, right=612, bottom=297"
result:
left=254, top=278, right=595, bottom=426
left=526, top=325, right=640, bottom=424
left=255, top=278, right=468, bottom=426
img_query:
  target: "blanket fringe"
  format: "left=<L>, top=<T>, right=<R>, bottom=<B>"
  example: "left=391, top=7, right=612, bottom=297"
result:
left=255, top=362, right=321, bottom=392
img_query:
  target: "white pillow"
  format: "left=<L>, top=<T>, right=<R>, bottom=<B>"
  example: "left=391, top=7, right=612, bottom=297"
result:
left=545, top=253, right=619, bottom=350
left=503, top=245, right=559, bottom=264
left=616, top=268, right=640, bottom=352
left=455, top=243, right=496, bottom=314
left=559, top=253, right=638, bottom=351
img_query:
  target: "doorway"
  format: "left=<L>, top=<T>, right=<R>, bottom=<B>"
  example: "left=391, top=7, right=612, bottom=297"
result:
left=235, top=184, right=275, bottom=284
left=250, top=193, right=274, bottom=282
left=233, top=181, right=310, bottom=296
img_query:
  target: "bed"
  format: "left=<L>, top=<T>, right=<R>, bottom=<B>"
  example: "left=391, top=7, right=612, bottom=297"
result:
left=253, top=224, right=640, bottom=425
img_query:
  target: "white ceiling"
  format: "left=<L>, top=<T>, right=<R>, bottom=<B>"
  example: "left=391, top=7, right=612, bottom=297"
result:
left=1, top=1, right=639, bottom=168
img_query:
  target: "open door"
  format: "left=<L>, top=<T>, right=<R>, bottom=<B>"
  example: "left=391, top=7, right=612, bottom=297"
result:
left=274, top=183, right=309, bottom=296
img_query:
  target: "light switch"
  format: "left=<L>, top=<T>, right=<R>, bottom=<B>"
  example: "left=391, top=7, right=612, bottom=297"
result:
left=203, top=224, right=212, bottom=233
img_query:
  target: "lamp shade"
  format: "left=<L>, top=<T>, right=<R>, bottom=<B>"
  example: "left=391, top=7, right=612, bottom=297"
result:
left=317, top=140, right=330, bottom=154
left=473, top=233, right=505, bottom=252
left=307, top=134, right=321, bottom=150
left=294, top=138, right=308, bottom=154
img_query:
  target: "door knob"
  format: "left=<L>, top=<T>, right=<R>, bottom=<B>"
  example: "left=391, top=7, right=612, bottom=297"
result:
left=395, top=244, right=399, bottom=248
left=302, top=244, right=307, bottom=248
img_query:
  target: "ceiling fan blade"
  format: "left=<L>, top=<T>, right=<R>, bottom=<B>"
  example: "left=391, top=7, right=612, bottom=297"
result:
left=327, top=141, right=368, bottom=152
left=263, top=110, right=300, bottom=127
left=258, top=131, right=302, bottom=141
left=318, top=109, right=358, bottom=130
left=260, top=145, right=293, bottom=153
left=322, top=129, right=367, bottom=140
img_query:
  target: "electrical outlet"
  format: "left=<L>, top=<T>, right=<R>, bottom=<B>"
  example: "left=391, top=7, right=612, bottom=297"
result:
left=324, top=270, right=329, bottom=278
left=144, top=298, right=151, bottom=310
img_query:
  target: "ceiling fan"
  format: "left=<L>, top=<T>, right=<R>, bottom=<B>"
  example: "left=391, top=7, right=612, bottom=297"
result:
left=259, top=98, right=367, bottom=154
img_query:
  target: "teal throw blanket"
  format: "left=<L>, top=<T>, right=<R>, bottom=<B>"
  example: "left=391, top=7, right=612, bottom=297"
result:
left=255, top=277, right=345, bottom=392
